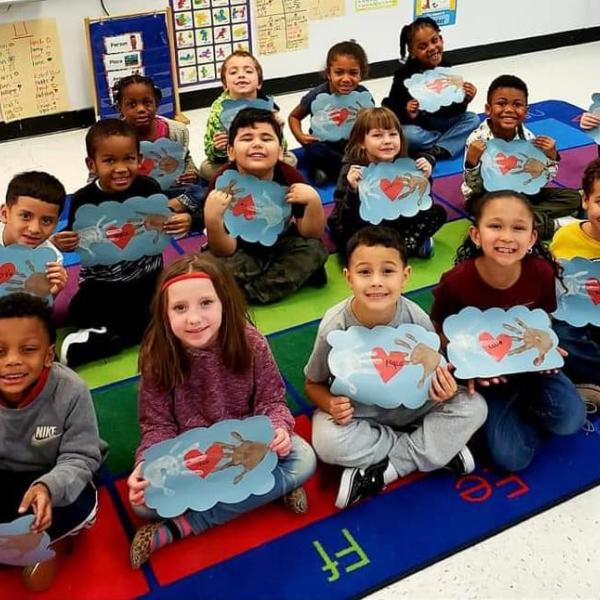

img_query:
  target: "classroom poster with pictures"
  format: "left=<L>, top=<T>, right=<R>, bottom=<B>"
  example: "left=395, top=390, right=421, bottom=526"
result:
left=414, top=0, right=457, bottom=26
left=170, top=0, right=252, bottom=87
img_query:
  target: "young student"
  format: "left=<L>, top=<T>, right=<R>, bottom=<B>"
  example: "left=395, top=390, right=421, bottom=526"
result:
left=113, top=74, right=205, bottom=219
left=328, top=106, right=446, bottom=260
left=201, top=50, right=297, bottom=181
left=53, top=119, right=192, bottom=367
left=205, top=108, right=328, bottom=304
left=127, top=254, right=316, bottom=568
left=550, top=158, right=600, bottom=404
left=0, top=293, right=104, bottom=587
left=289, top=40, right=373, bottom=185
left=382, top=17, right=479, bottom=163
left=1, top=171, right=68, bottom=297
left=462, top=75, right=581, bottom=239
left=304, top=226, right=486, bottom=509
left=431, top=191, right=586, bottom=472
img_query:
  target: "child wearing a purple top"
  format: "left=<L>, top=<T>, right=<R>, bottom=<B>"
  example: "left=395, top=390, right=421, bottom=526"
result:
left=127, top=254, right=316, bottom=568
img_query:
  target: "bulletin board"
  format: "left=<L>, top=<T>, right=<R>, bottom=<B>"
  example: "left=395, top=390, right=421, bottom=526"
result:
left=84, top=9, right=182, bottom=120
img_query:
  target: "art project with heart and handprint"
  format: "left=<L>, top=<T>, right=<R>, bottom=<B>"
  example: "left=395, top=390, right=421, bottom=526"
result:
left=358, top=158, right=432, bottom=224
left=219, top=97, right=275, bottom=133
left=553, top=258, right=600, bottom=327
left=443, top=306, right=563, bottom=380
left=73, top=194, right=172, bottom=267
left=585, top=93, right=600, bottom=144
left=0, top=245, right=56, bottom=303
left=404, top=67, right=465, bottom=113
left=139, top=139, right=186, bottom=190
left=0, top=516, right=55, bottom=567
left=480, top=139, right=552, bottom=194
left=142, top=416, right=278, bottom=519
left=310, top=91, right=375, bottom=142
left=216, top=170, right=291, bottom=246
left=327, top=324, right=445, bottom=409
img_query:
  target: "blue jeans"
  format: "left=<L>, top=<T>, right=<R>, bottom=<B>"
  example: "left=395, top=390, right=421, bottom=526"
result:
left=403, top=111, right=480, bottom=157
left=166, top=183, right=207, bottom=216
left=303, top=140, right=346, bottom=182
left=553, top=320, right=600, bottom=385
left=481, top=371, right=585, bottom=472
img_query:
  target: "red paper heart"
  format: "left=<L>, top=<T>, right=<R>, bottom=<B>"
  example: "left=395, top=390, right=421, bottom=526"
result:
left=479, top=332, right=512, bottom=361
left=0, top=262, right=16, bottom=284
left=105, top=223, right=136, bottom=249
left=139, top=157, right=156, bottom=176
left=183, top=444, right=224, bottom=478
left=424, top=78, right=445, bottom=94
left=330, top=107, right=350, bottom=126
left=495, top=152, right=519, bottom=175
left=585, top=277, right=600, bottom=305
left=231, top=194, right=255, bottom=221
left=379, top=177, right=405, bottom=201
left=371, top=346, right=407, bottom=383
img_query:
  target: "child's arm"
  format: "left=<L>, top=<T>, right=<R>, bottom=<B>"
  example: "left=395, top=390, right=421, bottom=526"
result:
left=287, top=183, right=325, bottom=239
left=204, top=188, right=237, bottom=256
left=46, top=261, right=68, bottom=296
left=581, top=112, right=600, bottom=130
left=463, top=82, right=477, bottom=104
left=533, top=135, right=558, bottom=161
left=288, top=104, right=319, bottom=146
left=204, top=95, right=228, bottom=161
left=18, top=483, right=52, bottom=534
left=305, top=379, right=353, bottom=424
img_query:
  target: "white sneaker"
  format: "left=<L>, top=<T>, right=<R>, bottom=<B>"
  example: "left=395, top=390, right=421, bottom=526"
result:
left=59, top=327, right=115, bottom=368
left=553, top=215, right=581, bottom=231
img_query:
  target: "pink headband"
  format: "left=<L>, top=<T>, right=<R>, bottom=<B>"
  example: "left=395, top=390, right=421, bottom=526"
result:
left=162, top=272, right=211, bottom=292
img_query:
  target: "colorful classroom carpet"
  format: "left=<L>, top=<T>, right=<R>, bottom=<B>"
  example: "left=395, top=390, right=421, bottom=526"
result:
left=2, top=100, right=599, bottom=600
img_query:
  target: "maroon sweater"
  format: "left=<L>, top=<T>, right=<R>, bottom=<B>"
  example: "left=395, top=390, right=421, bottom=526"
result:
left=136, top=324, right=294, bottom=462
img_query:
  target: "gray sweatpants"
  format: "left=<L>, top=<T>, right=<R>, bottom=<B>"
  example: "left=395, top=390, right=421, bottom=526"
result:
left=312, top=388, right=487, bottom=477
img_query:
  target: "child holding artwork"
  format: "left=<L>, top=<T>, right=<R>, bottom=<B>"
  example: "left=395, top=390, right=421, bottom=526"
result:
left=1, top=172, right=68, bottom=296
left=462, top=75, right=581, bottom=239
left=53, top=119, right=192, bottom=367
left=304, top=226, right=486, bottom=509
left=430, top=191, right=585, bottom=472
left=204, top=108, right=328, bottom=304
left=201, top=50, right=297, bottom=181
left=127, top=254, right=316, bottom=568
left=0, top=294, right=104, bottom=586
left=113, top=74, right=205, bottom=219
left=289, top=40, right=374, bottom=185
left=580, top=109, right=600, bottom=156
left=550, top=159, right=600, bottom=404
left=328, top=107, right=446, bottom=260
left=382, top=17, right=479, bottom=163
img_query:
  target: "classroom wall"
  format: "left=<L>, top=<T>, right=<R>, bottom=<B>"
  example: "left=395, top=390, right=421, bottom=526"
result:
left=0, top=0, right=599, bottom=122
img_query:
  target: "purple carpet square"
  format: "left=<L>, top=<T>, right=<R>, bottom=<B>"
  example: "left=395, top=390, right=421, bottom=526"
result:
left=554, top=145, right=598, bottom=188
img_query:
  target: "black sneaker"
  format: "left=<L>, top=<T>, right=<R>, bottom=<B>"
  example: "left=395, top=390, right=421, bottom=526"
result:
left=60, top=327, right=122, bottom=369
left=335, top=458, right=388, bottom=509
left=313, top=169, right=328, bottom=186
left=444, top=446, right=476, bottom=475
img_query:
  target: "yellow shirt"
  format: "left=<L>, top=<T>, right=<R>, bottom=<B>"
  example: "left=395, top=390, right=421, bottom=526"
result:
left=550, top=221, right=600, bottom=260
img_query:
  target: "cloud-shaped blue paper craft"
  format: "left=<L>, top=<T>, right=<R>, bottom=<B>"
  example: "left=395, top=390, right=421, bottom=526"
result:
left=327, top=324, right=445, bottom=409
left=219, top=97, right=275, bottom=133
left=310, top=91, right=375, bottom=142
left=142, top=416, right=278, bottom=519
left=0, top=245, right=56, bottom=304
left=554, top=258, right=600, bottom=327
left=481, top=138, right=551, bottom=194
left=73, top=194, right=172, bottom=267
left=405, top=67, right=465, bottom=113
left=358, top=159, right=432, bottom=224
left=0, top=515, right=55, bottom=567
left=585, top=93, right=600, bottom=144
left=443, top=306, right=563, bottom=380
left=217, top=170, right=291, bottom=246
left=139, top=139, right=186, bottom=191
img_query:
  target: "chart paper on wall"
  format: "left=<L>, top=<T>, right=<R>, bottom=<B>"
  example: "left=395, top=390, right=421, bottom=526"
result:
left=254, top=0, right=308, bottom=55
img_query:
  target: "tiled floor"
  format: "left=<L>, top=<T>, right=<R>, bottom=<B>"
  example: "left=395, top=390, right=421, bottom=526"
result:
left=1, top=41, right=599, bottom=599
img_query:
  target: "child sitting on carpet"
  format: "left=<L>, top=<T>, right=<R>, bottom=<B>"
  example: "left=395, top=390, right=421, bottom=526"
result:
left=328, top=106, right=446, bottom=260
left=304, top=226, right=486, bottom=509
left=0, top=293, right=104, bottom=589
left=127, top=254, right=316, bottom=568
left=431, top=190, right=585, bottom=472
left=204, top=108, right=328, bottom=304
left=550, top=158, right=600, bottom=405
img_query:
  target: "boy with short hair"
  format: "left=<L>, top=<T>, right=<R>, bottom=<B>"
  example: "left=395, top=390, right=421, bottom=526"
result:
left=1, top=171, right=67, bottom=296
left=304, top=226, right=487, bottom=509
left=53, top=119, right=191, bottom=367
left=0, top=293, right=104, bottom=586
left=204, top=108, right=328, bottom=304
left=462, top=74, right=580, bottom=239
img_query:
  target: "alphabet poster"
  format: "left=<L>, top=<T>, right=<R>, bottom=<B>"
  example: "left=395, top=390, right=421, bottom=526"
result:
left=142, top=416, right=277, bottom=518
left=171, top=0, right=252, bottom=86
left=327, top=324, right=445, bottom=409
left=0, top=246, right=56, bottom=304
left=554, top=258, right=600, bottom=327
left=310, top=91, right=375, bottom=142
left=139, top=139, right=187, bottom=190
left=73, top=195, right=172, bottom=267
left=0, top=516, right=54, bottom=567
left=443, top=306, right=563, bottom=380
left=358, top=158, right=432, bottom=223
left=405, top=67, right=464, bottom=113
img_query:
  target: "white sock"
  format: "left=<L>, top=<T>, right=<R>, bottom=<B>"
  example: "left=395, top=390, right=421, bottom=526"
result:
left=383, top=461, right=398, bottom=485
